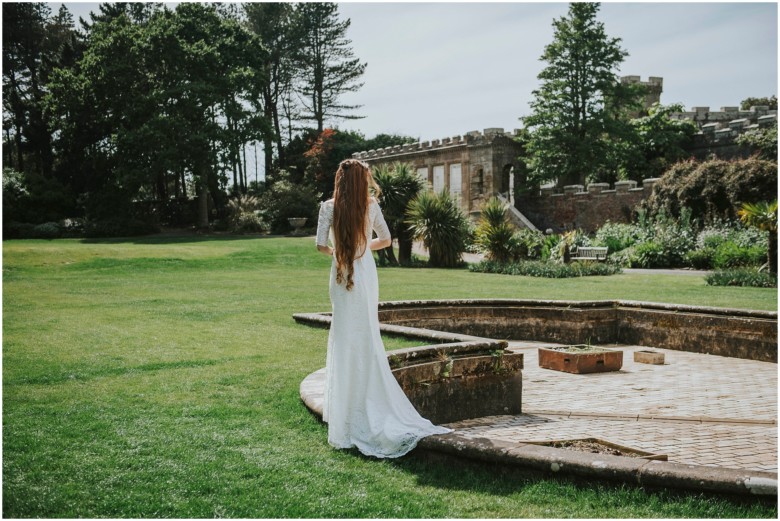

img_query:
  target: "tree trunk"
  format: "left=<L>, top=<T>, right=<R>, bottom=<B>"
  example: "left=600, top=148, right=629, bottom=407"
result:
left=196, top=162, right=209, bottom=229
left=769, top=232, right=777, bottom=274
left=397, top=227, right=414, bottom=265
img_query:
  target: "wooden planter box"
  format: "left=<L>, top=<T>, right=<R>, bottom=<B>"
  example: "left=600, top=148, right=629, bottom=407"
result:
left=538, top=345, right=623, bottom=374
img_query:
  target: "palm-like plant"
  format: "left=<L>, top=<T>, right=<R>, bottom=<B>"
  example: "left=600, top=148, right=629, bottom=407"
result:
left=406, top=189, right=470, bottom=268
left=373, top=162, right=425, bottom=265
left=738, top=200, right=777, bottom=274
left=475, top=197, right=518, bottom=264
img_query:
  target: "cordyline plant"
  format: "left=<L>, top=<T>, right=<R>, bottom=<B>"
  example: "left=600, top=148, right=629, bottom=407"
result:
left=738, top=199, right=777, bottom=274
left=406, top=189, right=470, bottom=268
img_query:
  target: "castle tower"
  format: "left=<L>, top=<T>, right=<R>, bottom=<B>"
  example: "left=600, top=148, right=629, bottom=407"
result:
left=621, top=75, right=663, bottom=116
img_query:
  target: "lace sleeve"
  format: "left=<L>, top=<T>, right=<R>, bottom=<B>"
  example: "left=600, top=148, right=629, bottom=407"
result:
left=371, top=199, right=391, bottom=242
left=316, top=200, right=333, bottom=247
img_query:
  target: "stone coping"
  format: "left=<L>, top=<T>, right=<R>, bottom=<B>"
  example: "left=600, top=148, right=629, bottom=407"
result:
left=294, top=299, right=777, bottom=496
left=299, top=369, right=777, bottom=497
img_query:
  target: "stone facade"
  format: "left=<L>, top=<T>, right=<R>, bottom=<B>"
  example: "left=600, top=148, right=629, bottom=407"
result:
left=353, top=128, right=525, bottom=214
left=517, top=178, right=658, bottom=233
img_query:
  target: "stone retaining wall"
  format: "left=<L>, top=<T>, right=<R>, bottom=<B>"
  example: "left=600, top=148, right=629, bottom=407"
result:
left=374, top=300, right=777, bottom=363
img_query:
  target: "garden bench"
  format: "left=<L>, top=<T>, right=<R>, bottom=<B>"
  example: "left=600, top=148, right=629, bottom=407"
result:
left=570, top=246, right=608, bottom=262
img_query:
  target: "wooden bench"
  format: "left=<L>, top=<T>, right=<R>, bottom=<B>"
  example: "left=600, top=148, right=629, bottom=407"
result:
left=570, top=246, right=608, bottom=262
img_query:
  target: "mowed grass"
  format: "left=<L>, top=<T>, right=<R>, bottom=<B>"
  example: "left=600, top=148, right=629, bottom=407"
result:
left=3, top=236, right=777, bottom=518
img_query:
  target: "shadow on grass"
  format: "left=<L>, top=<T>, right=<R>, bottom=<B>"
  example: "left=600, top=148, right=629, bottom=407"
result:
left=79, top=232, right=314, bottom=246
left=392, top=450, right=778, bottom=513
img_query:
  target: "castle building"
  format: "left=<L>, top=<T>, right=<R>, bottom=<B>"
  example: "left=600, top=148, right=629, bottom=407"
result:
left=354, top=128, right=525, bottom=215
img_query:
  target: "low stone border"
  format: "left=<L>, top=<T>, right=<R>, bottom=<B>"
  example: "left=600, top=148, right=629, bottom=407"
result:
left=294, top=299, right=778, bottom=497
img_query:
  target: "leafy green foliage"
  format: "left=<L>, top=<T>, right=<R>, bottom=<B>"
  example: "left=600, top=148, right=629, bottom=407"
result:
left=523, top=2, right=642, bottom=186
left=373, top=162, right=425, bottom=265
left=470, top=260, right=622, bottom=278
left=740, top=95, right=777, bottom=110
left=475, top=197, right=519, bottom=264
left=406, top=190, right=470, bottom=268
left=620, top=103, right=698, bottom=181
left=593, top=221, right=640, bottom=253
left=642, top=157, right=778, bottom=223
left=257, top=171, right=321, bottom=233
left=706, top=268, right=777, bottom=288
left=227, top=194, right=267, bottom=234
left=735, top=125, right=778, bottom=161
left=737, top=199, right=777, bottom=273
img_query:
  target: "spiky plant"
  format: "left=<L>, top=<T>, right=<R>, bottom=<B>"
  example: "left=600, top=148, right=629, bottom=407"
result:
left=373, top=162, right=425, bottom=265
left=406, top=189, right=470, bottom=268
left=227, top=194, right=263, bottom=233
left=738, top=200, right=777, bottom=274
left=475, top=197, right=518, bottom=264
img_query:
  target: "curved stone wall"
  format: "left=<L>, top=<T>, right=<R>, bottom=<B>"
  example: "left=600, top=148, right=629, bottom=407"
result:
left=295, top=299, right=777, bottom=363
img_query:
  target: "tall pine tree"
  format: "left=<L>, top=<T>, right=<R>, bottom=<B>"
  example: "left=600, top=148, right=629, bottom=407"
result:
left=523, top=3, right=641, bottom=187
left=294, top=3, right=366, bottom=132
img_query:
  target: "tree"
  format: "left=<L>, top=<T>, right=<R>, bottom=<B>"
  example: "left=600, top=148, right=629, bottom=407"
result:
left=406, top=190, right=470, bottom=268
left=294, top=3, right=366, bottom=132
left=736, top=125, right=778, bottom=161
left=740, top=96, right=777, bottom=111
left=620, top=103, right=698, bottom=180
left=523, top=2, right=642, bottom=187
left=373, top=162, right=425, bottom=265
left=243, top=2, right=297, bottom=180
left=738, top=200, right=777, bottom=274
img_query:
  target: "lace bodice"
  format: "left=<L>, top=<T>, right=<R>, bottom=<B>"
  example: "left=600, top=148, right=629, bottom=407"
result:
left=316, top=198, right=391, bottom=249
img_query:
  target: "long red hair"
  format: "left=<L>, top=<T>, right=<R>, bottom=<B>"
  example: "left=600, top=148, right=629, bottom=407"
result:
left=332, top=159, right=380, bottom=290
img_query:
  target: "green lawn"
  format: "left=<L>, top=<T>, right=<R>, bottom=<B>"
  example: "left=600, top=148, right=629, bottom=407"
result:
left=3, top=236, right=776, bottom=518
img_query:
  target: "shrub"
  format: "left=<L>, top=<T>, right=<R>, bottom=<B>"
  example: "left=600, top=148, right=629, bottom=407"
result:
left=59, top=218, right=85, bottom=238
left=685, top=248, right=715, bottom=270
left=713, top=241, right=766, bottom=269
left=406, top=190, right=470, bottom=268
left=258, top=171, right=321, bottom=234
left=475, top=197, right=520, bottom=263
left=631, top=241, right=668, bottom=268
left=705, top=268, right=777, bottom=288
left=593, top=221, right=639, bottom=253
left=515, top=229, right=546, bottom=260
left=227, top=194, right=268, bottom=234
left=549, top=230, right=591, bottom=264
left=84, top=219, right=159, bottom=238
left=32, top=222, right=62, bottom=239
left=643, top=157, right=778, bottom=222
left=469, top=260, right=622, bottom=278
left=4, top=222, right=36, bottom=239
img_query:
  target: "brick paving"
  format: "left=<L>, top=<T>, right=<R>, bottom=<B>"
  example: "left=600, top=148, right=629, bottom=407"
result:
left=445, top=342, right=777, bottom=473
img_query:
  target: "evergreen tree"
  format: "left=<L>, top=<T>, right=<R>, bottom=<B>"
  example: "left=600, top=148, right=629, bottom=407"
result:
left=294, top=3, right=366, bottom=132
left=523, top=2, right=641, bottom=187
left=244, top=2, right=298, bottom=179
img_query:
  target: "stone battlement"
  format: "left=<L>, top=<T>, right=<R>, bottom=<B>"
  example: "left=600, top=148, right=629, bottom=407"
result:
left=539, top=178, right=659, bottom=198
left=353, top=127, right=523, bottom=160
left=671, top=105, right=777, bottom=132
left=520, top=178, right=661, bottom=233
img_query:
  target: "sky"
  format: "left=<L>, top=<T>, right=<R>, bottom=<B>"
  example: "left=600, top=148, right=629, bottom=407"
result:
left=48, top=1, right=778, bottom=175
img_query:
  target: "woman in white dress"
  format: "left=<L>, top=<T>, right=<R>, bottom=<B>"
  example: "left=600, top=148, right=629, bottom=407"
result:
left=315, top=158, right=452, bottom=458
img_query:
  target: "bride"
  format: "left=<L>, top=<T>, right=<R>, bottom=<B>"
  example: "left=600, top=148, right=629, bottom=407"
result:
left=315, top=158, right=452, bottom=458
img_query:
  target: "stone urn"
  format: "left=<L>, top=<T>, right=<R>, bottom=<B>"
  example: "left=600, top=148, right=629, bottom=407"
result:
left=287, top=217, right=307, bottom=235
left=538, top=345, right=623, bottom=374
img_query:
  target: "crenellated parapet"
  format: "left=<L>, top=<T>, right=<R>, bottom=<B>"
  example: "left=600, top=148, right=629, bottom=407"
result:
left=538, top=178, right=659, bottom=198
left=352, top=127, right=524, bottom=160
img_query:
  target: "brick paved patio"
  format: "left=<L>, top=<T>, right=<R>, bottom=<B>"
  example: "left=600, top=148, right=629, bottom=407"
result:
left=446, top=342, right=777, bottom=473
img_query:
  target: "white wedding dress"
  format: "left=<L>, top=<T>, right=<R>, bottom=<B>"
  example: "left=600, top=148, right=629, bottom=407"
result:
left=316, top=198, right=452, bottom=458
